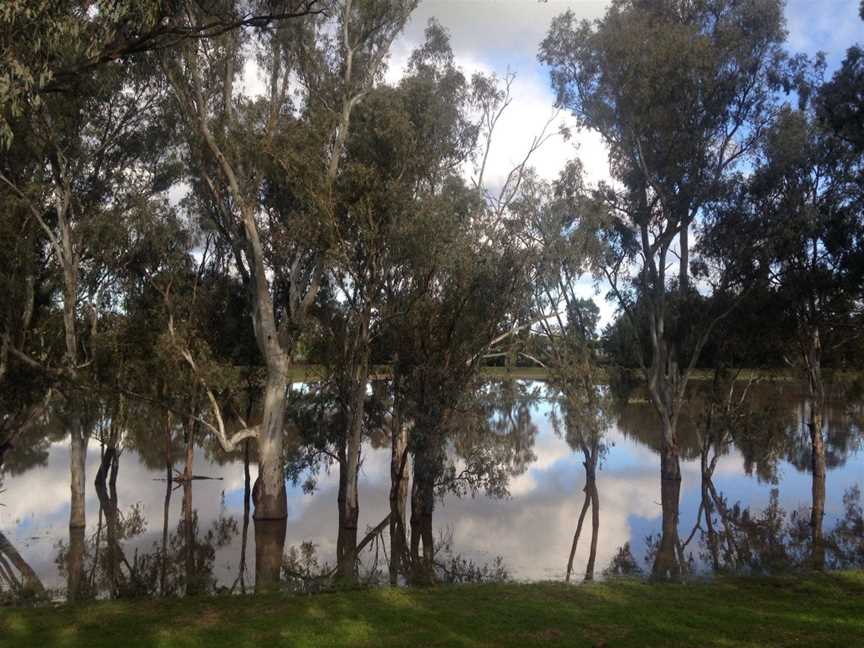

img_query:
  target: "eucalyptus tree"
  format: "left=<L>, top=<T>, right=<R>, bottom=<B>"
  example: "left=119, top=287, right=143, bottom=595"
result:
left=738, top=104, right=862, bottom=568
left=540, top=0, right=790, bottom=577
left=515, top=167, right=609, bottom=582
left=0, top=0, right=322, bottom=147
left=816, top=6, right=864, bottom=155
left=283, top=0, right=419, bottom=580
left=0, top=63, right=171, bottom=601
left=386, top=179, right=533, bottom=582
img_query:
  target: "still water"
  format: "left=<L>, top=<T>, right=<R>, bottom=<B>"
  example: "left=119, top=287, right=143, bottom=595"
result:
left=1, top=381, right=862, bottom=599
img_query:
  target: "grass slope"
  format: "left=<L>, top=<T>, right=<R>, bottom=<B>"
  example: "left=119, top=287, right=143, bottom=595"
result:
left=2, top=572, right=863, bottom=647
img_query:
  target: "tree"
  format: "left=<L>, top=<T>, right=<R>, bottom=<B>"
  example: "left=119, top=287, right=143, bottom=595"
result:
left=540, top=0, right=790, bottom=578
left=736, top=103, right=863, bottom=568
left=0, top=1, right=322, bottom=146
left=515, top=167, right=608, bottom=582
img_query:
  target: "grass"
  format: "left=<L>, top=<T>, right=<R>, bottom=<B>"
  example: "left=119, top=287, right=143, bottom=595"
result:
left=2, top=572, right=863, bottom=647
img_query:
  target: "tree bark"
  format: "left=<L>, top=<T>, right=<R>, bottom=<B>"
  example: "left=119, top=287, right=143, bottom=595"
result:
left=409, top=461, right=435, bottom=585
left=805, top=326, right=826, bottom=571
left=389, top=401, right=409, bottom=585
left=679, top=223, right=689, bottom=293
left=254, top=517, right=286, bottom=593
left=69, top=419, right=88, bottom=529
left=94, top=445, right=122, bottom=597
left=585, top=467, right=600, bottom=581
left=253, top=372, right=288, bottom=520
left=160, top=414, right=173, bottom=597
left=337, top=337, right=371, bottom=580
left=653, top=436, right=682, bottom=579
left=66, top=524, right=86, bottom=602
left=809, top=405, right=826, bottom=570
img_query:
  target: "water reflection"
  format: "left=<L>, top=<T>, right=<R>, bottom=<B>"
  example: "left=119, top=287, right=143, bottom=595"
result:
left=0, top=381, right=862, bottom=601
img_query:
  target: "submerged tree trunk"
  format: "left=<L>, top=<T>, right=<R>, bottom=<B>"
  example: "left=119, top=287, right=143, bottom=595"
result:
left=809, top=404, right=826, bottom=570
left=409, top=460, right=436, bottom=585
left=238, top=440, right=251, bottom=593
left=585, top=466, right=600, bottom=581
left=805, top=326, right=826, bottom=571
left=653, top=435, right=682, bottom=579
left=253, top=372, right=288, bottom=521
left=337, top=340, right=371, bottom=581
left=250, top=375, right=287, bottom=591
left=69, top=419, right=88, bottom=530
left=66, top=524, right=86, bottom=602
left=389, top=400, right=409, bottom=585
left=565, top=443, right=600, bottom=583
left=94, top=444, right=123, bottom=597
left=181, top=419, right=197, bottom=596
left=700, top=444, right=721, bottom=572
left=254, top=517, right=287, bottom=593
left=160, top=414, right=173, bottom=597
left=67, top=417, right=88, bottom=602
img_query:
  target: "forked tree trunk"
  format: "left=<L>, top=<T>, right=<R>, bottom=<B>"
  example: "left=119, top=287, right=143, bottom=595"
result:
left=565, top=444, right=600, bottom=583
left=585, top=469, right=600, bottom=581
left=700, top=445, right=721, bottom=572
left=94, top=445, right=122, bottom=597
left=409, top=461, right=435, bottom=585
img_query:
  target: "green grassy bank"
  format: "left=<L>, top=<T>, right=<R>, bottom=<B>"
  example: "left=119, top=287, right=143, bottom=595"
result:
left=2, top=572, right=862, bottom=647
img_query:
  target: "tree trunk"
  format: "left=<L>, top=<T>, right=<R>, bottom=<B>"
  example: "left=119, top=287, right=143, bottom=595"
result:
left=253, top=372, right=288, bottom=521
left=238, top=440, right=251, bottom=593
left=585, top=466, right=600, bottom=581
left=66, top=524, right=86, bottom=602
left=389, top=401, right=409, bottom=585
left=160, top=415, right=173, bottom=597
left=809, top=405, right=826, bottom=570
left=700, top=445, right=721, bottom=572
left=805, top=326, right=826, bottom=570
left=337, top=343, right=371, bottom=580
left=679, top=223, right=689, bottom=293
left=254, top=517, right=286, bottom=593
left=565, top=445, right=600, bottom=583
left=94, top=445, right=121, bottom=597
left=68, top=415, right=88, bottom=600
left=69, top=419, right=88, bottom=530
left=182, top=479, right=197, bottom=595
left=252, top=372, right=288, bottom=592
left=410, top=461, right=435, bottom=585
left=652, top=436, right=682, bottom=579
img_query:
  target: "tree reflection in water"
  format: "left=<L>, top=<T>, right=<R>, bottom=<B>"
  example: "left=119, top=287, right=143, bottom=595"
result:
left=2, top=379, right=864, bottom=601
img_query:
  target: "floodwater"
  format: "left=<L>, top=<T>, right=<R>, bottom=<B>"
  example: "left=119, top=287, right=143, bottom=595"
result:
left=1, top=381, right=862, bottom=600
